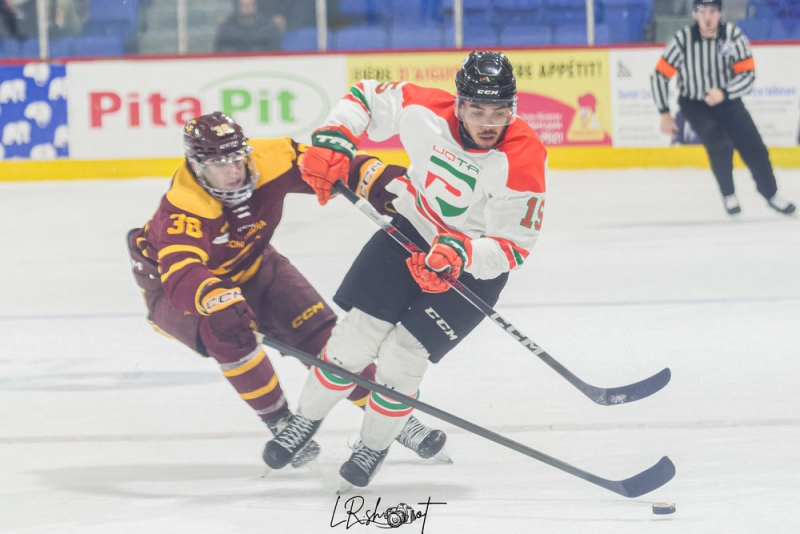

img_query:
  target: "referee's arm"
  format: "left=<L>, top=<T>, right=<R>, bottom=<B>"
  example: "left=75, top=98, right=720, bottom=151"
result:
left=724, top=28, right=756, bottom=100
left=650, top=36, right=683, bottom=114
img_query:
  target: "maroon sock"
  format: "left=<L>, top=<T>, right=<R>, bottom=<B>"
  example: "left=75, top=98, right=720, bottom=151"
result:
left=219, top=348, right=288, bottom=423
left=347, top=362, right=376, bottom=407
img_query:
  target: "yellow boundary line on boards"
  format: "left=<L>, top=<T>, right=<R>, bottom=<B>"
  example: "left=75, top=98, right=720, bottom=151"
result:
left=2, top=146, right=800, bottom=181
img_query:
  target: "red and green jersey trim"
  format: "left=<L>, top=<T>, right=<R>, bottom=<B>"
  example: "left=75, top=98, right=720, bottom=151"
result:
left=345, top=83, right=370, bottom=115
left=488, top=235, right=529, bottom=269
left=396, top=175, right=469, bottom=241
left=313, top=348, right=356, bottom=391
left=397, top=173, right=529, bottom=270
left=368, top=389, right=419, bottom=417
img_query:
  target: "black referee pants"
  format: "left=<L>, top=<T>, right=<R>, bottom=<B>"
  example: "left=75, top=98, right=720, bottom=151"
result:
left=679, top=96, right=777, bottom=199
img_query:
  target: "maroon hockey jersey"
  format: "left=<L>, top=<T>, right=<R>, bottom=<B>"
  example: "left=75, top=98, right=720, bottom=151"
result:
left=133, top=137, right=400, bottom=315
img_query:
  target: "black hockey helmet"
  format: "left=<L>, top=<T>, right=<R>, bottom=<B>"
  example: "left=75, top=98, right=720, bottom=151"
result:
left=455, top=51, right=517, bottom=100
left=455, top=51, right=517, bottom=126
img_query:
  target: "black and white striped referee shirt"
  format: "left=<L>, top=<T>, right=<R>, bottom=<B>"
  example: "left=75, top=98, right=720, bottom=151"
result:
left=651, top=22, right=756, bottom=113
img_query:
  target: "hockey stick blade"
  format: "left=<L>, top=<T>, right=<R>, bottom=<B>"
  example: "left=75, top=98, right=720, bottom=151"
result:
left=563, top=364, right=671, bottom=406
left=604, top=456, right=676, bottom=498
left=501, top=328, right=671, bottom=405
left=597, top=368, right=671, bottom=405
left=260, top=335, right=675, bottom=497
left=331, top=181, right=671, bottom=406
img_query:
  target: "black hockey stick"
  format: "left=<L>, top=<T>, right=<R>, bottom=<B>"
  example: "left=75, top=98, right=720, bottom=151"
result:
left=261, top=335, right=675, bottom=498
left=331, top=180, right=671, bottom=405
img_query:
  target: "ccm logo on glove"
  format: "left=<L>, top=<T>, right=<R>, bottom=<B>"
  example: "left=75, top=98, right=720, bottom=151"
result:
left=198, top=278, right=246, bottom=315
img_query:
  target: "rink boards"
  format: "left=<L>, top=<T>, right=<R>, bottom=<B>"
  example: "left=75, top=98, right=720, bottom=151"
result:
left=2, top=44, right=800, bottom=180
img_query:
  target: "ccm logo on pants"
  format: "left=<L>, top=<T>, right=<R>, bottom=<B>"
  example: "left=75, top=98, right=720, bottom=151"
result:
left=425, top=307, right=457, bottom=341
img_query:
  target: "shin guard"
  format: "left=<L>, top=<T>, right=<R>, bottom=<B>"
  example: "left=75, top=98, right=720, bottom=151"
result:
left=361, top=325, right=429, bottom=451
left=298, top=309, right=392, bottom=421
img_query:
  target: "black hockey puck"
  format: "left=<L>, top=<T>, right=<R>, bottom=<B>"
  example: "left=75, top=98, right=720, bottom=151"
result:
left=652, top=502, right=676, bottom=515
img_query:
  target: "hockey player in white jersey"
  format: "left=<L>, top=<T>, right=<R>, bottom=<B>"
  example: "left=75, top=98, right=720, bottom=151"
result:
left=264, top=51, right=548, bottom=488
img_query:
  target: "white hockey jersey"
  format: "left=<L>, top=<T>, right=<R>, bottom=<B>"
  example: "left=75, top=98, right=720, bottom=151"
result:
left=326, top=80, right=547, bottom=280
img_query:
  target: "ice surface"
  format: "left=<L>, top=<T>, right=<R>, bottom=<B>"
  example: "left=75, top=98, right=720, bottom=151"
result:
left=1, top=168, right=799, bottom=533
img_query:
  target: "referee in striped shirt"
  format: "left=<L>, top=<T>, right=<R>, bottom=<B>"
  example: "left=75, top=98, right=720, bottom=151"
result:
left=651, top=0, right=795, bottom=216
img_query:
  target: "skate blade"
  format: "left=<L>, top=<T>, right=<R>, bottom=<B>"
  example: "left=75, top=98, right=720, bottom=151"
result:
left=432, top=448, right=453, bottom=464
left=260, top=466, right=272, bottom=478
left=336, top=478, right=354, bottom=495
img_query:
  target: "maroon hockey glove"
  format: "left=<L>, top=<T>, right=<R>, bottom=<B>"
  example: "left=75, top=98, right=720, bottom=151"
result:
left=197, top=279, right=258, bottom=355
left=127, top=228, right=162, bottom=292
left=197, top=278, right=246, bottom=315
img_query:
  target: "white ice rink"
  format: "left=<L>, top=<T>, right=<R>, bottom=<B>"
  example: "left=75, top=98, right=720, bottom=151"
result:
left=1, top=168, right=799, bottom=533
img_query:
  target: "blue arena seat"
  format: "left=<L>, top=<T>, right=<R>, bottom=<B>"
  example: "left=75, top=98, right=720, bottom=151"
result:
left=498, top=23, right=553, bottom=45
left=737, top=18, right=771, bottom=40
left=21, top=37, right=59, bottom=58
left=389, top=24, right=445, bottom=48
left=746, top=0, right=781, bottom=18
left=82, top=20, right=132, bottom=37
left=389, top=0, right=444, bottom=24
left=85, top=0, right=139, bottom=32
left=781, top=0, right=800, bottom=20
left=334, top=26, right=389, bottom=50
left=493, top=0, right=544, bottom=8
left=21, top=38, right=36, bottom=58
left=442, top=0, right=492, bottom=10
left=445, top=24, right=498, bottom=45
left=768, top=19, right=800, bottom=39
left=50, top=38, right=74, bottom=57
left=442, top=0, right=494, bottom=24
left=81, top=0, right=139, bottom=52
left=281, top=27, right=321, bottom=51
left=0, top=38, right=21, bottom=59
left=87, top=0, right=139, bottom=22
left=603, top=0, right=653, bottom=17
left=594, top=22, right=610, bottom=44
left=553, top=23, right=588, bottom=45
left=602, top=4, right=647, bottom=42
left=494, top=0, right=544, bottom=25
left=339, top=0, right=385, bottom=25
left=542, top=0, right=587, bottom=25
left=71, top=35, right=125, bottom=57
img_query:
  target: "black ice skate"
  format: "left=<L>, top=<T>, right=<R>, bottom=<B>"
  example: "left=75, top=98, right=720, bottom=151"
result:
left=767, top=194, right=796, bottom=215
left=723, top=194, right=741, bottom=215
left=263, top=412, right=322, bottom=469
left=339, top=440, right=390, bottom=488
left=265, top=411, right=321, bottom=469
left=396, top=415, right=450, bottom=462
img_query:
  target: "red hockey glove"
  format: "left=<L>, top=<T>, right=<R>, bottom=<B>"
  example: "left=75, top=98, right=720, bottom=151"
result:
left=198, top=278, right=258, bottom=355
left=406, top=234, right=472, bottom=293
left=301, top=125, right=359, bottom=205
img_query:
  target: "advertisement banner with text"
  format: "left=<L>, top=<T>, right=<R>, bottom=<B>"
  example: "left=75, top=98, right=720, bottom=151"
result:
left=67, top=55, right=347, bottom=159
left=346, top=50, right=612, bottom=149
left=611, top=46, right=800, bottom=148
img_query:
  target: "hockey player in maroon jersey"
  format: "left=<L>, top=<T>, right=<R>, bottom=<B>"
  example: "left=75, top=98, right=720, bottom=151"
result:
left=127, top=112, right=446, bottom=468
